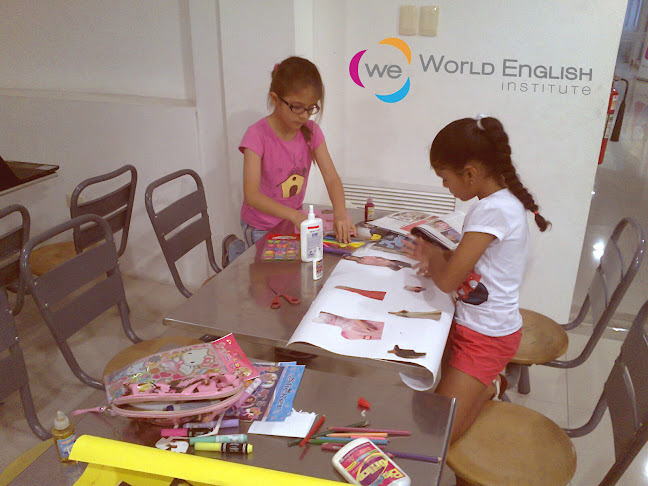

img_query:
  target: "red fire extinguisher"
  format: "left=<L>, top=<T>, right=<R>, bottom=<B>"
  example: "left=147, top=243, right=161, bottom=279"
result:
left=598, top=84, right=619, bottom=164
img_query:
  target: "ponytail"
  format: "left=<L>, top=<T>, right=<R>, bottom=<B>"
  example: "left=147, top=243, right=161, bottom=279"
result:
left=430, top=117, right=551, bottom=232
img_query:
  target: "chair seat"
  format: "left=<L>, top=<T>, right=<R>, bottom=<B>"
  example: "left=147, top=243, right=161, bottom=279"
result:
left=29, top=241, right=76, bottom=276
left=103, top=336, right=204, bottom=379
left=448, top=401, right=576, bottom=486
left=510, top=308, right=569, bottom=365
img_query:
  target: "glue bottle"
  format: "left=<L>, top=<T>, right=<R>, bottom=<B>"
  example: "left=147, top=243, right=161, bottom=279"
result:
left=300, top=205, right=323, bottom=262
left=332, top=438, right=410, bottom=485
left=52, top=410, right=77, bottom=462
left=364, top=198, right=375, bottom=222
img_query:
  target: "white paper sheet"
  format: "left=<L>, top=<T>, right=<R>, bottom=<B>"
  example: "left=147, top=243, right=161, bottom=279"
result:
left=287, top=246, right=455, bottom=389
left=248, top=410, right=317, bottom=438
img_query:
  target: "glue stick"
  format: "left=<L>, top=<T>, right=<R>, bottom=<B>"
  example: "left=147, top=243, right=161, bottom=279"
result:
left=332, top=438, right=410, bottom=485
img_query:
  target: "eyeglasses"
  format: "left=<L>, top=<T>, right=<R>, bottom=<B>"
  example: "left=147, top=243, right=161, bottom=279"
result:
left=277, top=96, right=320, bottom=116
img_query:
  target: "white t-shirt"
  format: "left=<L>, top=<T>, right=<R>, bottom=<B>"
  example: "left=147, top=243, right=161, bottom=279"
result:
left=454, top=189, right=529, bottom=337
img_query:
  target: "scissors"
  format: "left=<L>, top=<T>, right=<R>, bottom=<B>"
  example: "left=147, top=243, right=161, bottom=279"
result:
left=269, top=286, right=301, bottom=309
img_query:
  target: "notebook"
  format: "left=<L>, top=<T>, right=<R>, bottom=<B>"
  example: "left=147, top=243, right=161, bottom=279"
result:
left=0, top=155, right=59, bottom=191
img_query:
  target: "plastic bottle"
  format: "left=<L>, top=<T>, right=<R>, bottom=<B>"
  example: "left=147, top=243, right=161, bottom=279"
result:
left=300, top=205, right=323, bottom=262
left=364, top=198, right=375, bottom=222
left=52, top=410, right=77, bottom=462
left=332, top=438, right=410, bottom=486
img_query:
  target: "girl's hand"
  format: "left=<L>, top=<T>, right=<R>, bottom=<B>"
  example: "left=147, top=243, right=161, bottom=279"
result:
left=334, top=215, right=356, bottom=244
left=403, top=237, right=439, bottom=277
left=292, top=211, right=308, bottom=228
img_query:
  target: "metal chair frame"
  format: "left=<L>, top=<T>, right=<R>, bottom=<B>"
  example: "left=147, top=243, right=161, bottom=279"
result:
left=513, top=217, right=646, bottom=394
left=145, top=169, right=221, bottom=298
left=20, top=214, right=142, bottom=390
left=0, top=291, right=50, bottom=440
left=0, top=204, right=30, bottom=315
left=69, top=164, right=137, bottom=257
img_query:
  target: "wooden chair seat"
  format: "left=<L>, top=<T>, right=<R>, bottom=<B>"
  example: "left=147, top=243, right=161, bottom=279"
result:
left=28, top=241, right=76, bottom=276
left=103, top=336, right=204, bottom=379
left=510, top=308, right=568, bottom=365
left=448, top=401, right=576, bottom=486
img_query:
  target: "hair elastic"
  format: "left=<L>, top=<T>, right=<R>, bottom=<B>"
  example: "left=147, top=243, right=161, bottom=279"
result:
left=533, top=210, right=539, bottom=215
left=475, top=114, right=487, bottom=131
left=272, top=63, right=279, bottom=73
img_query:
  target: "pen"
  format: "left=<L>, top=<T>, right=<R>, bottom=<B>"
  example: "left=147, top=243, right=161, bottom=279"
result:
left=300, top=415, right=325, bottom=447
left=327, top=427, right=411, bottom=436
left=288, top=420, right=369, bottom=447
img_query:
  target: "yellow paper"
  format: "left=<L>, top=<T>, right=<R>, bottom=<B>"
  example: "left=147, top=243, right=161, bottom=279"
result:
left=70, top=435, right=341, bottom=486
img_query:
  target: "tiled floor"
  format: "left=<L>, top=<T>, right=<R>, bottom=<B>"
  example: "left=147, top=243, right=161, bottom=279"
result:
left=2, top=63, right=648, bottom=484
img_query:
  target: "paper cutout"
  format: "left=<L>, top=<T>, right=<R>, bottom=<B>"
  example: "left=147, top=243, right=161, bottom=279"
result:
left=313, top=311, right=384, bottom=340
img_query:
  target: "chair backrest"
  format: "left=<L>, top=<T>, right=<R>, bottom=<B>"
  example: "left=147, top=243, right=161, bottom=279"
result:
left=567, top=300, right=648, bottom=485
left=568, top=217, right=646, bottom=365
left=20, top=214, right=141, bottom=390
left=145, top=169, right=220, bottom=298
left=0, top=204, right=30, bottom=315
left=70, top=164, right=137, bottom=257
left=0, top=291, right=50, bottom=439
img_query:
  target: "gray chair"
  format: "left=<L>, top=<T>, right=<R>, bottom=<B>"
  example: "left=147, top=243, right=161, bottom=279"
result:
left=508, top=217, right=646, bottom=394
left=145, top=169, right=221, bottom=298
left=20, top=213, right=203, bottom=390
left=29, top=164, right=137, bottom=276
left=0, top=204, right=30, bottom=315
left=0, top=291, right=50, bottom=440
left=448, top=298, right=648, bottom=486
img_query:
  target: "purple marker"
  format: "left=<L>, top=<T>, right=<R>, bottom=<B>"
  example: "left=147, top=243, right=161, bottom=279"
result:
left=184, top=418, right=239, bottom=429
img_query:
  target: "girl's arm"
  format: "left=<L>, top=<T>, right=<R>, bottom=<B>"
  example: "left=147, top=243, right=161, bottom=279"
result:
left=404, top=232, right=494, bottom=293
left=242, top=149, right=307, bottom=227
left=313, top=141, right=355, bottom=243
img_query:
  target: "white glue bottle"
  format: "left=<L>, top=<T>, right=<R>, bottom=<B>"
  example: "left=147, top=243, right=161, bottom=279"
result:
left=300, top=205, right=323, bottom=262
left=332, top=438, right=411, bottom=485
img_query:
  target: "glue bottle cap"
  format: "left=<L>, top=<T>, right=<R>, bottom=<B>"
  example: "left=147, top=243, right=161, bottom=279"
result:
left=367, top=197, right=373, bottom=204
left=308, top=205, right=315, bottom=218
left=54, top=410, right=70, bottom=430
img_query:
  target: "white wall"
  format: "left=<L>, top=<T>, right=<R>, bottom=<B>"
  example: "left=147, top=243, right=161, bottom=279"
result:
left=0, top=1, right=627, bottom=320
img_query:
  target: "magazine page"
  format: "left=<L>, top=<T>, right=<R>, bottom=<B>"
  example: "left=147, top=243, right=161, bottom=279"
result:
left=371, top=210, right=464, bottom=250
left=286, top=246, right=455, bottom=388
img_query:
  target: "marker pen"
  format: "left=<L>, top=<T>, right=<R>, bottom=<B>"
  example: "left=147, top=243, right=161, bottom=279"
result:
left=194, top=442, right=253, bottom=454
left=189, top=434, right=248, bottom=445
left=233, top=378, right=262, bottom=409
left=161, top=428, right=213, bottom=438
left=183, top=418, right=239, bottom=429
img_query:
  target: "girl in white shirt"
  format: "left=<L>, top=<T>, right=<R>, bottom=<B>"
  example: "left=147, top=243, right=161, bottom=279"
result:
left=405, top=115, right=550, bottom=444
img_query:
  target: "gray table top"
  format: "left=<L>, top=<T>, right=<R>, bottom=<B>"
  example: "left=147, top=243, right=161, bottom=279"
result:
left=163, top=209, right=450, bottom=375
left=8, top=367, right=455, bottom=485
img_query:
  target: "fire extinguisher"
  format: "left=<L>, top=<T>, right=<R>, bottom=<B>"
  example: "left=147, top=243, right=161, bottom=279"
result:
left=598, top=83, right=619, bottom=165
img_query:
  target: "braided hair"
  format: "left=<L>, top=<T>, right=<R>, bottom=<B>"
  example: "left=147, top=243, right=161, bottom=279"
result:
left=269, top=56, right=324, bottom=156
left=429, top=117, right=550, bottom=231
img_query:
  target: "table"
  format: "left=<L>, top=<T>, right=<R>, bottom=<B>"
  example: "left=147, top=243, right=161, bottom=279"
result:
left=6, top=368, right=455, bottom=485
left=164, top=209, right=455, bottom=375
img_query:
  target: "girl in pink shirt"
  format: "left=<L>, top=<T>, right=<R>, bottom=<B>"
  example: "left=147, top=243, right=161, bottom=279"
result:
left=239, top=57, right=354, bottom=245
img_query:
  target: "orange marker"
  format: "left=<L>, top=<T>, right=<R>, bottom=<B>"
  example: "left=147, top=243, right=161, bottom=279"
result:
left=300, top=415, right=325, bottom=448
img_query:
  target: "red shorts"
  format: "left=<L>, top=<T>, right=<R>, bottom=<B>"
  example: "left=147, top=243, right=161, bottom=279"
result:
left=447, top=322, right=522, bottom=386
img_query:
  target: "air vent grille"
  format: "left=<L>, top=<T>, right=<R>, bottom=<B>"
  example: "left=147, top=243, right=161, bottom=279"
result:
left=343, top=182, right=456, bottom=214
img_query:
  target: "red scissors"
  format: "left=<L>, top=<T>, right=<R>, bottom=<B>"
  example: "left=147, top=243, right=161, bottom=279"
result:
left=269, top=286, right=301, bottom=309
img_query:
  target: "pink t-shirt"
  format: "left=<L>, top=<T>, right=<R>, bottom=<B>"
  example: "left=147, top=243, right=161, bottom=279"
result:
left=239, top=118, right=325, bottom=230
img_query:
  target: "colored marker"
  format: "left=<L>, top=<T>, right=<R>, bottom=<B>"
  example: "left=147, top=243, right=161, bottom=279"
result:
left=300, top=415, right=325, bottom=448
left=309, top=437, right=389, bottom=445
left=190, top=434, right=247, bottom=445
left=327, top=427, right=411, bottom=436
left=326, top=432, right=388, bottom=438
left=161, top=428, right=213, bottom=438
left=183, top=418, right=239, bottom=429
left=194, top=442, right=253, bottom=454
left=288, top=420, right=369, bottom=447
left=233, top=378, right=262, bottom=409
left=382, top=450, right=441, bottom=463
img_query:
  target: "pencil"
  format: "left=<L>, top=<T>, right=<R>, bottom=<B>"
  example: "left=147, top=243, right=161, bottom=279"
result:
left=327, top=427, right=411, bottom=436
left=288, top=420, right=369, bottom=447
left=300, top=415, right=325, bottom=447
left=326, top=432, right=388, bottom=438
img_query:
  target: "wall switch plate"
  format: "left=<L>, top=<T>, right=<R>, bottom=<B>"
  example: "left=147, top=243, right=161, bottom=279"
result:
left=399, top=6, right=418, bottom=36
left=420, top=6, right=439, bottom=36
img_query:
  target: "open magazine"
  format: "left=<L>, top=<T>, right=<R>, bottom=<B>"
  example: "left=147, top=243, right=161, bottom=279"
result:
left=370, top=210, right=465, bottom=250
